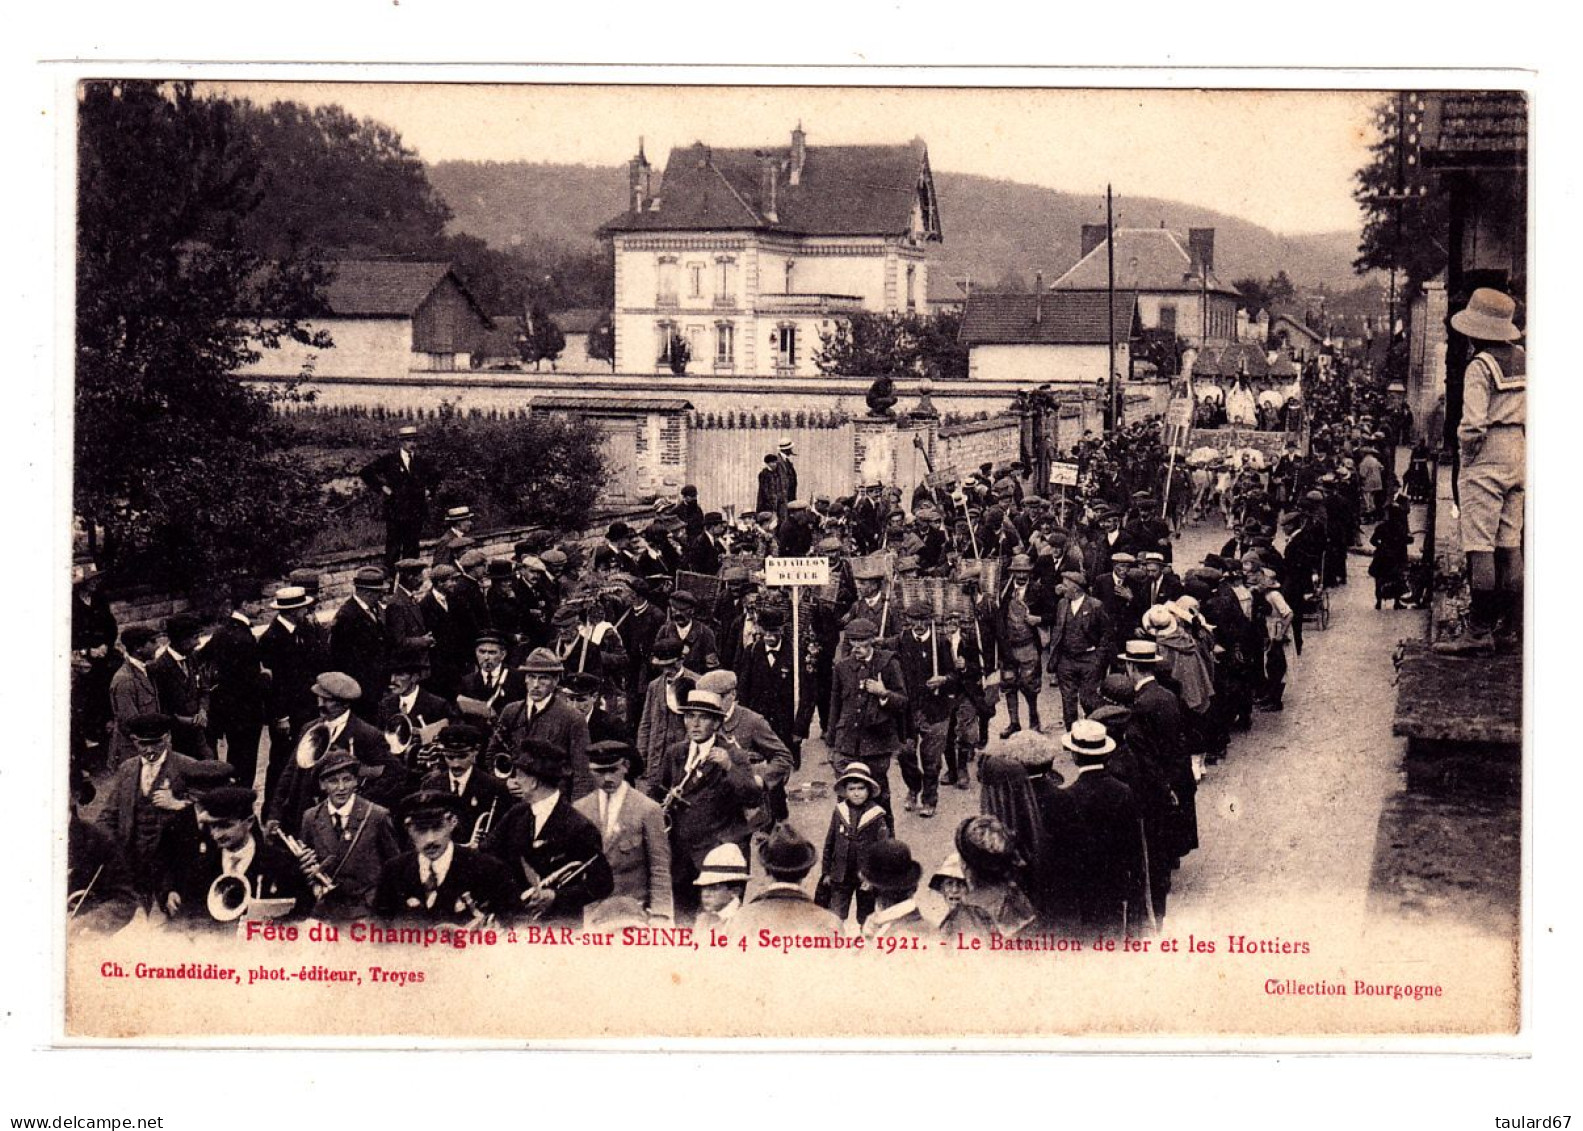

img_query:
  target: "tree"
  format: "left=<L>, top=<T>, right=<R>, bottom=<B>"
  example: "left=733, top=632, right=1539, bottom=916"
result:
left=814, top=310, right=967, bottom=381
left=76, top=80, right=330, bottom=589
left=1231, top=270, right=1296, bottom=315
left=587, top=316, right=615, bottom=371
left=520, top=306, right=566, bottom=371
left=912, top=308, right=970, bottom=381
left=1353, top=96, right=1449, bottom=302
left=664, top=332, right=690, bottom=375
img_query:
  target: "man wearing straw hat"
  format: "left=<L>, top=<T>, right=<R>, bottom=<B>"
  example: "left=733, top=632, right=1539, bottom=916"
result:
left=431, top=505, right=477, bottom=571
left=257, top=585, right=329, bottom=806
left=1061, top=719, right=1149, bottom=935
left=1436, top=287, right=1526, bottom=655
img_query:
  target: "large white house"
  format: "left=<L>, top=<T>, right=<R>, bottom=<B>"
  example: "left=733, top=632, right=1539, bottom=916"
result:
left=600, top=126, right=942, bottom=379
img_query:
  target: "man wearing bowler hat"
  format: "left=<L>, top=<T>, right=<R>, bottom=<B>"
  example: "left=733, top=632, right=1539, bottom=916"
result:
left=730, top=823, right=842, bottom=937
left=486, top=648, right=593, bottom=799
left=643, top=688, right=763, bottom=921
left=484, top=740, right=613, bottom=925
left=575, top=741, right=672, bottom=924
left=330, top=566, right=394, bottom=722
left=1436, top=287, right=1526, bottom=654
left=150, top=613, right=214, bottom=760
left=859, top=838, right=929, bottom=939
left=295, top=749, right=403, bottom=921
left=360, top=424, right=434, bottom=573
left=375, top=789, right=515, bottom=925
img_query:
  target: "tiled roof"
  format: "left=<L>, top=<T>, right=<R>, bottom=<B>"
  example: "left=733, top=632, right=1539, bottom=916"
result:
left=321, top=260, right=491, bottom=325
left=959, top=291, right=1141, bottom=346
left=602, top=140, right=935, bottom=239
left=1193, top=342, right=1278, bottom=378
left=1270, top=313, right=1323, bottom=344
left=1419, top=91, right=1527, bottom=167
left=1050, top=229, right=1237, bottom=295
left=553, top=308, right=609, bottom=335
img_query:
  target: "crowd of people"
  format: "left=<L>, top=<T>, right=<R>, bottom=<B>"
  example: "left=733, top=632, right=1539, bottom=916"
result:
left=67, top=372, right=1439, bottom=945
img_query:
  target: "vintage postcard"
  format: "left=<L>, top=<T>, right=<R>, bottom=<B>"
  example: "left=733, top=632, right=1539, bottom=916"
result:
left=57, top=74, right=1530, bottom=1047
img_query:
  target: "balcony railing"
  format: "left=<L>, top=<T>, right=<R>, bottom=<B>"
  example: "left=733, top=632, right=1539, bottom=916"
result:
left=754, top=292, right=865, bottom=315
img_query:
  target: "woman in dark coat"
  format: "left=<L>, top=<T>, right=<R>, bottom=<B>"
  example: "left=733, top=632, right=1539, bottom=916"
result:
left=1368, top=496, right=1413, bottom=610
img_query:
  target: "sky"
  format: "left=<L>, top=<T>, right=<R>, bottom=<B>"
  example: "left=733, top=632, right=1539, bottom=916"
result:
left=205, top=83, right=1386, bottom=236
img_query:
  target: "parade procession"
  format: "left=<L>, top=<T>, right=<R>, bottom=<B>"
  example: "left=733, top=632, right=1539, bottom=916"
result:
left=64, top=82, right=1525, bottom=986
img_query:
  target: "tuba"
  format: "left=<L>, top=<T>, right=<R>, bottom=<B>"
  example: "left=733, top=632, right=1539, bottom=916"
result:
left=205, top=874, right=252, bottom=922
left=385, top=713, right=415, bottom=758
left=294, top=720, right=331, bottom=770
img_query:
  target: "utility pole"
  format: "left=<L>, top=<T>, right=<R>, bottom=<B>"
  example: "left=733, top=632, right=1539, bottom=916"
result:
left=1107, top=184, right=1119, bottom=432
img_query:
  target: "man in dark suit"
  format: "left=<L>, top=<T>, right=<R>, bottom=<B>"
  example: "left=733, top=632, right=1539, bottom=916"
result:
left=430, top=505, right=477, bottom=571
left=295, top=750, right=403, bottom=921
left=107, top=626, right=162, bottom=768
left=360, top=425, right=435, bottom=574
left=257, top=586, right=330, bottom=807
left=675, top=486, right=706, bottom=541
left=383, top=559, right=436, bottom=655
left=379, top=647, right=454, bottom=734
left=197, top=586, right=267, bottom=790
left=160, top=784, right=313, bottom=929
left=485, top=648, right=594, bottom=800
left=617, top=578, right=668, bottom=710
left=455, top=631, right=527, bottom=718
left=330, top=567, right=393, bottom=722
left=894, top=602, right=961, bottom=819
left=150, top=614, right=214, bottom=759
left=939, top=607, right=986, bottom=788
left=1044, top=571, right=1113, bottom=731
left=685, top=513, right=731, bottom=576
left=420, top=565, right=471, bottom=700
left=266, top=672, right=406, bottom=836
left=640, top=689, right=763, bottom=922
left=1119, top=640, right=1198, bottom=889
left=484, top=741, right=614, bottom=926
left=775, top=439, right=799, bottom=502
left=1061, top=720, right=1149, bottom=935
left=374, top=790, right=516, bottom=925
left=1137, top=552, right=1185, bottom=610
left=756, top=453, right=787, bottom=522
left=420, top=723, right=514, bottom=848
left=561, top=672, right=630, bottom=745
left=574, top=741, right=672, bottom=923
left=652, top=591, right=720, bottom=676
left=454, top=550, right=494, bottom=636
left=734, top=603, right=802, bottom=765
left=826, top=618, right=908, bottom=820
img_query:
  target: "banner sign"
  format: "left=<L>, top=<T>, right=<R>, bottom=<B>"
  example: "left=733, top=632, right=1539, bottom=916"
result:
left=765, top=557, right=832, bottom=588
left=1049, top=462, right=1080, bottom=487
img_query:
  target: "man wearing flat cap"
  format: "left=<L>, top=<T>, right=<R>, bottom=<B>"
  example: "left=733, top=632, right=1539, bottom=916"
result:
left=484, top=741, right=614, bottom=925
left=97, top=713, right=208, bottom=907
left=296, top=749, right=403, bottom=920
left=634, top=636, right=696, bottom=780
left=575, top=741, right=672, bottom=924
left=162, top=784, right=314, bottom=929
left=375, top=790, right=516, bottom=924
left=486, top=648, right=594, bottom=800
left=267, top=672, right=405, bottom=837
left=360, top=425, right=435, bottom=574
left=827, top=618, right=908, bottom=822
left=652, top=590, right=720, bottom=676
left=419, top=564, right=469, bottom=699
left=420, top=723, right=515, bottom=847
left=330, top=566, right=393, bottom=722
left=895, top=601, right=960, bottom=819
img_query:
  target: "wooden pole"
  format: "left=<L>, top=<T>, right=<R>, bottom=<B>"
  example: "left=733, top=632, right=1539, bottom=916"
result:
left=1107, top=184, right=1119, bottom=432
left=790, top=585, right=802, bottom=723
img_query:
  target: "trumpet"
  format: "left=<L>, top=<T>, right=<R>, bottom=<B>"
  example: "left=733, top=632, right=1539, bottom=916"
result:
left=456, top=890, right=496, bottom=930
left=270, top=827, right=339, bottom=897
left=517, top=857, right=596, bottom=921
left=466, top=798, right=498, bottom=850
left=295, top=720, right=331, bottom=770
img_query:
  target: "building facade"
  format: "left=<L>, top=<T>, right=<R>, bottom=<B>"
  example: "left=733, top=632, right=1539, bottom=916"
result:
left=958, top=291, right=1141, bottom=387
left=600, top=127, right=942, bottom=379
left=1049, top=226, right=1241, bottom=348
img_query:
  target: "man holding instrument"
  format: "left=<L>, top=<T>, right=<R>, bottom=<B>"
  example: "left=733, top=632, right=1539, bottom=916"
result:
left=296, top=749, right=402, bottom=921
left=484, top=740, right=613, bottom=926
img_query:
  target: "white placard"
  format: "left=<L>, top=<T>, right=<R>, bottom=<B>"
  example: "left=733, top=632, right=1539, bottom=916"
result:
left=764, top=556, right=832, bottom=587
left=1048, top=461, right=1080, bottom=487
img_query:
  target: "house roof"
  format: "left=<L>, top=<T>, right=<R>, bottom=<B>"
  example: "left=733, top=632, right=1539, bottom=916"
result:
left=1050, top=229, right=1238, bottom=296
left=321, top=260, right=492, bottom=324
left=959, top=291, right=1141, bottom=346
left=530, top=396, right=693, bottom=415
left=1193, top=342, right=1297, bottom=379
left=553, top=308, right=609, bottom=335
left=1270, top=313, right=1324, bottom=344
left=1419, top=91, right=1527, bottom=169
left=602, top=139, right=938, bottom=240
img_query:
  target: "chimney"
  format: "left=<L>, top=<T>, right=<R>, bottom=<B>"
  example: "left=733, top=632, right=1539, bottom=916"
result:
left=790, top=121, right=806, bottom=185
left=1189, top=228, right=1216, bottom=274
left=1034, top=272, right=1044, bottom=324
left=628, top=138, right=652, bottom=214
left=758, top=153, right=779, bottom=223
left=1081, top=224, right=1109, bottom=258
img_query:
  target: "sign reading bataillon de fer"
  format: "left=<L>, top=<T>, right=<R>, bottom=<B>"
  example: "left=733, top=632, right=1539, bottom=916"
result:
left=764, top=557, right=832, bottom=587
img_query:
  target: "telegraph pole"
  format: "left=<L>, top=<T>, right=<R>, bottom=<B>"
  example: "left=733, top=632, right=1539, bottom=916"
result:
left=1106, top=184, right=1120, bottom=432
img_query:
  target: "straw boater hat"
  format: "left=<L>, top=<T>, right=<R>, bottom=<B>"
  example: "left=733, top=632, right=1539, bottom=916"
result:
left=694, top=843, right=751, bottom=887
left=1118, top=639, right=1161, bottom=666
left=1449, top=288, right=1522, bottom=342
left=1061, top=718, right=1117, bottom=758
left=270, top=585, right=314, bottom=611
left=682, top=689, right=727, bottom=718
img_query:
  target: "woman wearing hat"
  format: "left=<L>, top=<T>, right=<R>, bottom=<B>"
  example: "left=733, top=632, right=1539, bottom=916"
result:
left=945, top=815, right=1037, bottom=940
left=1436, top=288, right=1525, bottom=654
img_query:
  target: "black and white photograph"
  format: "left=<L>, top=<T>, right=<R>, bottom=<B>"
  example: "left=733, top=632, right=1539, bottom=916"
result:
left=51, top=75, right=1537, bottom=1046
